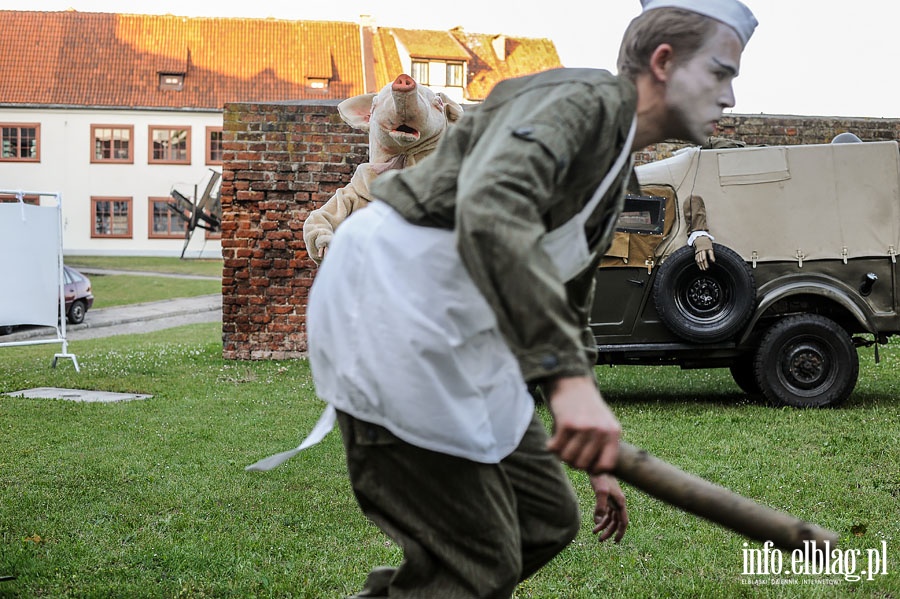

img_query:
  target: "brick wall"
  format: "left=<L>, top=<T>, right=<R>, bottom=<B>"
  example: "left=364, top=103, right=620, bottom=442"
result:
left=634, top=114, right=900, bottom=164
left=221, top=101, right=368, bottom=359
left=222, top=102, right=900, bottom=359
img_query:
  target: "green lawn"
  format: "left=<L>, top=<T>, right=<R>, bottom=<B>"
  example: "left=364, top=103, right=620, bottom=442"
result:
left=66, top=256, right=223, bottom=278
left=88, top=274, right=221, bottom=309
left=0, top=326, right=898, bottom=598
left=64, top=256, right=223, bottom=309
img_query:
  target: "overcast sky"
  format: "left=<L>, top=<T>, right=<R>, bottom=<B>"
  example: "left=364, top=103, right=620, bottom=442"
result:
left=10, top=0, right=899, bottom=119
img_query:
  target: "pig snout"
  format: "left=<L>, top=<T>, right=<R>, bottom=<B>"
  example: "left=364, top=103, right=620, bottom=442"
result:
left=387, top=74, right=423, bottom=141
left=392, top=74, right=416, bottom=93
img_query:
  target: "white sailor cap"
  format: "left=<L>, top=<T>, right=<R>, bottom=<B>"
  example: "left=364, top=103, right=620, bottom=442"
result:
left=640, top=0, right=758, bottom=46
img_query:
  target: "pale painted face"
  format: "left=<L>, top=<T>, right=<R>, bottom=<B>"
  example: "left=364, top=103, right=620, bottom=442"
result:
left=665, top=22, right=744, bottom=144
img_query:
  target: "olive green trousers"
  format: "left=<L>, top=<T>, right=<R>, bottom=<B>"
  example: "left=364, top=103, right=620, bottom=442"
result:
left=336, top=410, right=581, bottom=598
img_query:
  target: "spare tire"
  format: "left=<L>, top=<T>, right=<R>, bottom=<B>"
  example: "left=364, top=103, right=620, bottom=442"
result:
left=652, top=243, right=755, bottom=343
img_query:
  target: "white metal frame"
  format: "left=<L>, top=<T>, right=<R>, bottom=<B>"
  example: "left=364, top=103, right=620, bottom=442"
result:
left=0, top=190, right=79, bottom=371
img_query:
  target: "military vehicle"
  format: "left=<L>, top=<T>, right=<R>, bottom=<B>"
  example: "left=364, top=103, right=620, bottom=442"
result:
left=592, top=138, right=900, bottom=407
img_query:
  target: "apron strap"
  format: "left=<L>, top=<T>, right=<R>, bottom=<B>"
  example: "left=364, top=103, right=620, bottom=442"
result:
left=245, top=404, right=337, bottom=471
left=575, top=116, right=637, bottom=226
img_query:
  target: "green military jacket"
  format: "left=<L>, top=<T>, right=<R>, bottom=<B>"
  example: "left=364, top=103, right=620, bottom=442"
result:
left=372, top=68, right=638, bottom=383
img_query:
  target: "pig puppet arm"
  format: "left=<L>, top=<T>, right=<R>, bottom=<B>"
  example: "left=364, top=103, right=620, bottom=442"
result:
left=302, top=160, right=401, bottom=264
left=303, top=77, right=464, bottom=264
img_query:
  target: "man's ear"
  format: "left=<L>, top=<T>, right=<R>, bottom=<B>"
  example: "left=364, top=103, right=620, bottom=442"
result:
left=648, top=43, right=675, bottom=82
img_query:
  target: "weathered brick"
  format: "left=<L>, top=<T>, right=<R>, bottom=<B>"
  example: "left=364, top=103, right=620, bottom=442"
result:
left=223, top=102, right=900, bottom=361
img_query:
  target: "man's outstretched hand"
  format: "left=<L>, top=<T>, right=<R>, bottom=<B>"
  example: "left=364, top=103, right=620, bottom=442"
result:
left=545, top=375, right=621, bottom=475
left=591, top=474, right=628, bottom=543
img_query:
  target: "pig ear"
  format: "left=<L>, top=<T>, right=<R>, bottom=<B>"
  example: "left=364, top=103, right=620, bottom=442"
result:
left=337, top=93, right=377, bottom=130
left=436, top=92, right=465, bottom=124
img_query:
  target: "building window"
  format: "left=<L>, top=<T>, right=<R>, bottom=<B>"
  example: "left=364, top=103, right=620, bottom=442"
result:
left=308, top=78, right=329, bottom=90
left=91, top=125, right=133, bottom=163
left=410, top=60, right=429, bottom=85
left=0, top=194, right=39, bottom=205
left=159, top=73, right=185, bottom=91
left=91, top=197, right=132, bottom=238
left=206, top=127, right=223, bottom=165
left=1, top=123, right=40, bottom=161
left=149, top=198, right=186, bottom=239
left=149, top=126, right=191, bottom=164
left=446, top=62, right=464, bottom=87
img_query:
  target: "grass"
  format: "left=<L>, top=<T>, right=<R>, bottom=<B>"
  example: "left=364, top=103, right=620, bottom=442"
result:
left=88, top=275, right=221, bottom=310
left=62, top=256, right=223, bottom=309
left=65, top=256, right=224, bottom=278
left=0, top=323, right=898, bottom=598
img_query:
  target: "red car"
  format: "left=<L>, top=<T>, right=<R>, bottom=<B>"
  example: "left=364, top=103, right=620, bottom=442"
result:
left=0, top=265, right=93, bottom=335
left=63, top=266, right=94, bottom=325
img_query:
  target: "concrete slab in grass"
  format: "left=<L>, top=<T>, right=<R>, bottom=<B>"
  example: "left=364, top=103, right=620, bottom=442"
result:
left=3, top=387, right=152, bottom=403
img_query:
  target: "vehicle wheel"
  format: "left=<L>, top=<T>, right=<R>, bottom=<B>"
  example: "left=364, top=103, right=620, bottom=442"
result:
left=652, top=243, right=755, bottom=343
left=729, top=359, right=761, bottom=395
left=67, top=300, right=87, bottom=325
left=753, top=314, right=858, bottom=408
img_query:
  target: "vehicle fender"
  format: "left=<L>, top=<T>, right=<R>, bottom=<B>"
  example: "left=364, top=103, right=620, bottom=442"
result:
left=739, top=277, right=876, bottom=343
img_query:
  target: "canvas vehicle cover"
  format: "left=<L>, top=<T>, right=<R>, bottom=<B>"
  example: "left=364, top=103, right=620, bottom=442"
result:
left=636, top=140, right=900, bottom=265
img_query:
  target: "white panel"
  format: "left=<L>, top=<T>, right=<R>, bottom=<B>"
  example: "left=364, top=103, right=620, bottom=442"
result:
left=0, top=202, right=61, bottom=327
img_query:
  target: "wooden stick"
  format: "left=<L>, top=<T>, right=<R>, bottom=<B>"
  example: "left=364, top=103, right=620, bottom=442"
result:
left=614, top=442, right=839, bottom=551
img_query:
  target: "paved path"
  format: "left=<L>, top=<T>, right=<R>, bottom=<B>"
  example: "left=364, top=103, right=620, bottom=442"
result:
left=75, top=267, right=219, bottom=281
left=2, top=268, right=222, bottom=342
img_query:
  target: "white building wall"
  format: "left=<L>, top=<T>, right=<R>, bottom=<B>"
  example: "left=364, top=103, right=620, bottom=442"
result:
left=0, top=107, right=223, bottom=258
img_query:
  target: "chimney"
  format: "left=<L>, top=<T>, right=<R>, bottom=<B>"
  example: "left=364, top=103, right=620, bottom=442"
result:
left=360, top=15, right=377, bottom=93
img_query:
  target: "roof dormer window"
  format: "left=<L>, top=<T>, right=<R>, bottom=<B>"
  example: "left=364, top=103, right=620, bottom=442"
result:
left=410, top=61, right=429, bottom=85
left=159, top=73, right=184, bottom=91
left=308, top=78, right=329, bottom=91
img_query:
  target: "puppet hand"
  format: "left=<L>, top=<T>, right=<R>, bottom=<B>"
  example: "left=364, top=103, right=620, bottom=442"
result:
left=313, top=237, right=331, bottom=264
left=692, top=235, right=715, bottom=271
left=546, top=376, right=621, bottom=475
left=591, top=474, right=628, bottom=543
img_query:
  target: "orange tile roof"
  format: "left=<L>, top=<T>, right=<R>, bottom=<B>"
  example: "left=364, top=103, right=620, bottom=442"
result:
left=0, top=10, right=563, bottom=109
left=371, top=27, right=405, bottom=91
left=0, top=10, right=363, bottom=109
left=387, top=28, right=471, bottom=61
left=450, top=29, right=562, bottom=101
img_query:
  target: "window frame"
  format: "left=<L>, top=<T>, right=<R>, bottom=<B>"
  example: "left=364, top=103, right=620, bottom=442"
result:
left=149, top=197, right=188, bottom=239
left=159, top=73, right=185, bottom=91
left=206, top=126, right=224, bottom=165
left=91, top=124, right=134, bottom=164
left=91, top=196, right=133, bottom=239
left=0, top=123, right=40, bottom=162
left=0, top=193, right=40, bottom=205
left=148, top=125, right=192, bottom=165
left=446, top=62, right=465, bottom=88
left=410, top=60, right=430, bottom=85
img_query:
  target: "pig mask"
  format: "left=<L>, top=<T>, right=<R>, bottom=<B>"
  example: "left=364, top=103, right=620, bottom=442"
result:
left=338, top=74, right=464, bottom=168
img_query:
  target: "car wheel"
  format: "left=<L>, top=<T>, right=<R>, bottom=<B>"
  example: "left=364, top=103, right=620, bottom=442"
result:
left=729, top=359, right=761, bottom=395
left=67, top=300, right=87, bottom=325
left=753, top=314, right=859, bottom=408
left=652, top=243, right=755, bottom=343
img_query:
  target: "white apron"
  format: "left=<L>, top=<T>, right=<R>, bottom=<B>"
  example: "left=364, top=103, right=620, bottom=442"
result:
left=246, top=117, right=636, bottom=471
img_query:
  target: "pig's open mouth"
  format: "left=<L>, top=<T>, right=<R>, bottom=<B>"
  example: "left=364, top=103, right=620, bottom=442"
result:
left=391, top=124, right=420, bottom=142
